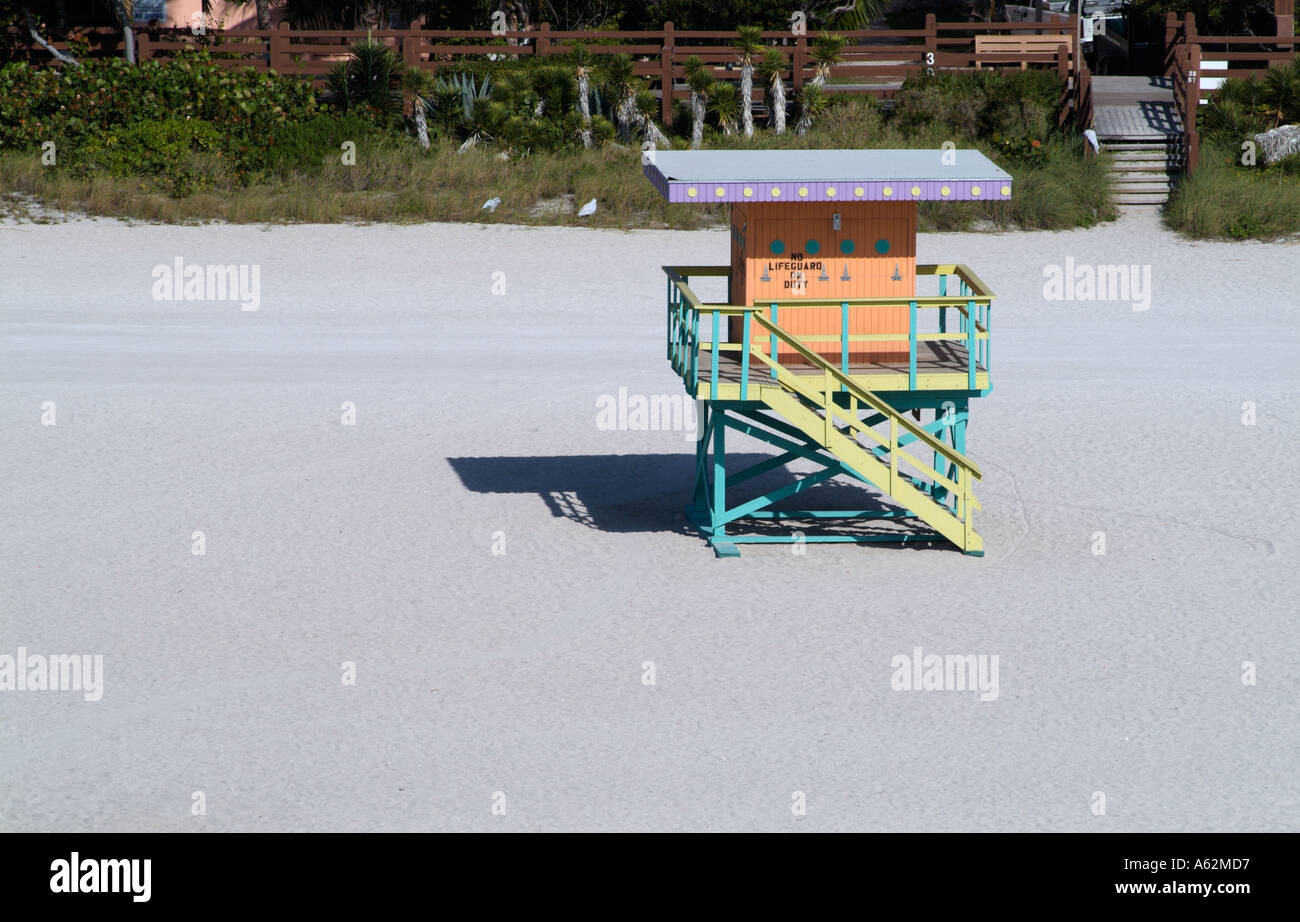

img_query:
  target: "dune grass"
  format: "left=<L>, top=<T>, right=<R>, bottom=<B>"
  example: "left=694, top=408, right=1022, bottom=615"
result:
left=2, top=95, right=1112, bottom=231
left=1163, top=145, right=1300, bottom=242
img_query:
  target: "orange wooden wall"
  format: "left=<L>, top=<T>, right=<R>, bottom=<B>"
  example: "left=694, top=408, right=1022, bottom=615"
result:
left=729, top=201, right=917, bottom=361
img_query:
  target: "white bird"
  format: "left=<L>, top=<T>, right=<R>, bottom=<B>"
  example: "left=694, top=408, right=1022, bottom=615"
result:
left=481, top=197, right=501, bottom=212
left=578, top=198, right=598, bottom=217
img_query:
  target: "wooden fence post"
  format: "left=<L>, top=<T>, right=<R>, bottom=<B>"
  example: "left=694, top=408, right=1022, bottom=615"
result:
left=271, top=21, right=290, bottom=74
left=136, top=31, right=150, bottom=64
left=661, top=21, right=675, bottom=123
left=1183, top=12, right=1197, bottom=47
left=1163, top=11, right=1179, bottom=75
left=1278, top=0, right=1296, bottom=53
left=792, top=32, right=806, bottom=93
left=924, top=13, right=936, bottom=71
left=1186, top=43, right=1201, bottom=174
left=537, top=22, right=551, bottom=56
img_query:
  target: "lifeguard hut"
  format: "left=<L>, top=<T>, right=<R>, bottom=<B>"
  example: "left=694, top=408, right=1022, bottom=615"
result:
left=644, top=149, right=1010, bottom=556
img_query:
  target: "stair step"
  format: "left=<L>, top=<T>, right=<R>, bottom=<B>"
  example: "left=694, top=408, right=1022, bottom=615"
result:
left=762, top=389, right=980, bottom=554
left=1114, top=181, right=1175, bottom=193
left=1109, top=162, right=1179, bottom=172
left=1096, top=136, right=1181, bottom=145
left=1115, top=193, right=1170, bottom=205
left=1108, top=151, right=1179, bottom=161
left=1110, top=171, right=1175, bottom=183
left=1100, top=142, right=1181, bottom=152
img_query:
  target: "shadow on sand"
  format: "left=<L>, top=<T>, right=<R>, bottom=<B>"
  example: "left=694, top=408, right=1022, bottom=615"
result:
left=447, top=453, right=941, bottom=548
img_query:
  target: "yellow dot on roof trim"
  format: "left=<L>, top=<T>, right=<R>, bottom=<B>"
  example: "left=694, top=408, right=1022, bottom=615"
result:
left=687, top=187, right=697, bottom=197
left=715, top=186, right=725, bottom=197
left=883, top=186, right=893, bottom=196
left=771, top=187, right=781, bottom=197
left=911, top=186, right=921, bottom=196
left=743, top=186, right=753, bottom=197
left=971, top=186, right=981, bottom=196
left=854, top=187, right=864, bottom=197
left=1001, top=185, right=1011, bottom=196
left=826, top=187, right=836, bottom=196
left=798, top=187, right=808, bottom=197
left=940, top=186, right=951, bottom=196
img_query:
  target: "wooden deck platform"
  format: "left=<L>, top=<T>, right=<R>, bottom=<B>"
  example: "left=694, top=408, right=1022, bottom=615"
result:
left=695, top=341, right=989, bottom=398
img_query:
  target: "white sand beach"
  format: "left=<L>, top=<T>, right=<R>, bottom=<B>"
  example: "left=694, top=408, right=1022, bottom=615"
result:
left=1, top=210, right=1296, bottom=831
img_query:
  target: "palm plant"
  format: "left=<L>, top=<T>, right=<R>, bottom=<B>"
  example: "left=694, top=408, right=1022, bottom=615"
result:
left=402, top=67, right=437, bottom=150
left=325, top=40, right=402, bottom=118
left=758, top=48, right=788, bottom=135
left=602, top=53, right=639, bottom=141
left=795, top=33, right=846, bottom=134
left=602, top=53, right=670, bottom=147
left=710, top=82, right=741, bottom=136
left=1263, top=58, right=1300, bottom=128
left=460, top=96, right=508, bottom=153
left=734, top=24, right=764, bottom=139
left=428, top=80, right=466, bottom=137
left=685, top=56, right=712, bottom=150
left=795, top=83, right=828, bottom=137
left=633, top=88, right=672, bottom=148
left=573, top=42, right=594, bottom=148
left=808, top=32, right=847, bottom=90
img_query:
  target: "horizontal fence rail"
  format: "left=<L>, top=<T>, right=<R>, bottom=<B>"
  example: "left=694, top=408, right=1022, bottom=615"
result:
left=4, top=16, right=1089, bottom=126
left=1164, top=7, right=1298, bottom=173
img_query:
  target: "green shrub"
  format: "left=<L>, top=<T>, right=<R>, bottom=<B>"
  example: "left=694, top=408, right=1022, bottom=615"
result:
left=0, top=51, right=317, bottom=174
left=893, top=70, right=1062, bottom=142
left=1200, top=54, right=1300, bottom=151
left=265, top=113, right=382, bottom=177
left=81, top=118, right=223, bottom=197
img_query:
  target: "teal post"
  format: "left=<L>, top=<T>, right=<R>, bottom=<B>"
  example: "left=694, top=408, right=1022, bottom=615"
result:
left=710, top=310, right=720, bottom=398
left=908, top=300, right=918, bottom=390
left=740, top=311, right=751, bottom=400
left=840, top=301, right=849, bottom=384
left=933, top=405, right=946, bottom=502
left=691, top=305, right=700, bottom=391
left=939, top=274, right=947, bottom=334
left=985, top=305, right=991, bottom=375
left=666, top=277, right=673, bottom=361
left=712, top=408, right=727, bottom=535
left=966, top=298, right=977, bottom=390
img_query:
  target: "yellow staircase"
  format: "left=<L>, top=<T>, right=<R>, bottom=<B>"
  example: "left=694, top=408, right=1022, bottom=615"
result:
left=749, top=313, right=983, bottom=554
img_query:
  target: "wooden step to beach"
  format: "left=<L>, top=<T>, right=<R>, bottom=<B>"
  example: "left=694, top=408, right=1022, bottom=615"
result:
left=1100, top=136, right=1183, bottom=207
left=1114, top=193, right=1174, bottom=205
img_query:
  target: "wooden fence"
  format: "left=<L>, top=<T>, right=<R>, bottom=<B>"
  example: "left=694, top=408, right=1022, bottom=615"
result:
left=5, top=16, right=1091, bottom=127
left=1164, top=7, right=1298, bottom=172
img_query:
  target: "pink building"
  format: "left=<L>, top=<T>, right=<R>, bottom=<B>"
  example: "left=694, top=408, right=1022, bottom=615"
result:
left=132, top=0, right=280, bottom=31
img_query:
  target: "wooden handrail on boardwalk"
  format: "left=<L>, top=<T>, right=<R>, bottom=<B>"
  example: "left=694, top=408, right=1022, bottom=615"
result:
left=1163, top=7, right=1298, bottom=174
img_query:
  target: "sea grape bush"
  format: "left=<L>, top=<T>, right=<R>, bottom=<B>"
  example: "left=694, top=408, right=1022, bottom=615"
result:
left=0, top=50, right=318, bottom=187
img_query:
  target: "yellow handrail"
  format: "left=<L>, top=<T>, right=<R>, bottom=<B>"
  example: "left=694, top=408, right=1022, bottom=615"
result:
left=751, top=312, right=982, bottom=481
